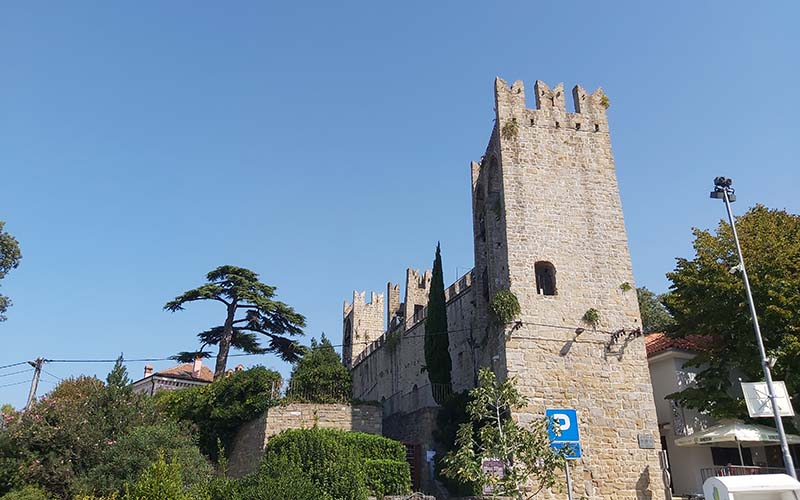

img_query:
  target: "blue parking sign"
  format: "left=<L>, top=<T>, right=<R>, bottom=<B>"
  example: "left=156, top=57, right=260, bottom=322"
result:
left=546, top=408, right=582, bottom=460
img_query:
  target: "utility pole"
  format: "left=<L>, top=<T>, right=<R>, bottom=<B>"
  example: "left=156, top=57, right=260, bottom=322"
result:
left=24, top=357, right=44, bottom=411
left=710, top=177, right=797, bottom=479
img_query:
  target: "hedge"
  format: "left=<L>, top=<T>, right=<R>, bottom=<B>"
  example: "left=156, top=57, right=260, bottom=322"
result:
left=363, top=459, right=411, bottom=498
left=260, top=429, right=410, bottom=500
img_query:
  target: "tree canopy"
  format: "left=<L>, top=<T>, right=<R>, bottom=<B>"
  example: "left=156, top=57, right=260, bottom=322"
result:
left=424, top=243, right=452, bottom=402
left=664, top=205, right=800, bottom=418
left=286, top=335, right=352, bottom=403
left=165, top=266, right=306, bottom=379
left=636, top=287, right=674, bottom=333
left=0, top=221, right=22, bottom=322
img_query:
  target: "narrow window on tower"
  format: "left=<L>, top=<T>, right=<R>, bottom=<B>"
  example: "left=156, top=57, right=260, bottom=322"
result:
left=344, top=318, right=352, bottom=345
left=535, top=261, right=557, bottom=296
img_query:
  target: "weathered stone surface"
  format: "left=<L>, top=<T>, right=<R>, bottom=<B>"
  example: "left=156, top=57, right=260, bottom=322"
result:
left=342, top=77, right=664, bottom=499
left=227, top=402, right=382, bottom=477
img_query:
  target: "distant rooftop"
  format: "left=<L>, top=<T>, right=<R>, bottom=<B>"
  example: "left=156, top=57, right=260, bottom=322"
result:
left=645, top=332, right=711, bottom=357
left=154, top=362, right=214, bottom=382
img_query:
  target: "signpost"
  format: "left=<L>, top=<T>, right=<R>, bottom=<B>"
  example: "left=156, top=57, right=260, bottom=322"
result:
left=742, top=381, right=795, bottom=418
left=547, top=409, right=581, bottom=500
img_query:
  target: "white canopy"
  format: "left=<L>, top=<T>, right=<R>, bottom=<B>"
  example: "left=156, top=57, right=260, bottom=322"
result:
left=675, top=421, right=800, bottom=447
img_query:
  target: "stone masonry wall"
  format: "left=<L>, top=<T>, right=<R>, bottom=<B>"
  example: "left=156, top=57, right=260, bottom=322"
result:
left=227, top=403, right=382, bottom=477
left=485, top=77, right=663, bottom=499
left=343, top=291, right=385, bottom=368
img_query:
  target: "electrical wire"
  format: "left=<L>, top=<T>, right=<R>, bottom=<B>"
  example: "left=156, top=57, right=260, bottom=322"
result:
left=0, top=361, right=29, bottom=370
left=0, top=380, right=30, bottom=389
left=0, top=368, right=33, bottom=378
left=42, top=370, right=62, bottom=382
left=31, top=320, right=642, bottom=366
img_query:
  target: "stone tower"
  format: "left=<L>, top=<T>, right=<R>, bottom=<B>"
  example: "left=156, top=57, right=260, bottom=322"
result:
left=342, top=291, right=384, bottom=368
left=468, top=78, right=663, bottom=499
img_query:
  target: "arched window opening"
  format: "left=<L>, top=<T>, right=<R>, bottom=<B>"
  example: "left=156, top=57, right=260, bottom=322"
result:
left=535, top=261, right=557, bottom=296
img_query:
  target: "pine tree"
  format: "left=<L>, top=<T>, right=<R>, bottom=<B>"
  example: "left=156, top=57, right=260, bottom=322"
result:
left=424, top=243, right=452, bottom=403
left=165, top=266, right=306, bottom=379
left=106, top=354, right=131, bottom=388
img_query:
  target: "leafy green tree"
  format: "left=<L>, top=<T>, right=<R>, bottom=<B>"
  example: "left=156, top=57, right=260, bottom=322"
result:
left=442, top=368, right=567, bottom=500
left=636, top=287, right=674, bottom=333
left=156, top=366, right=282, bottom=460
left=165, top=266, right=306, bottom=379
left=424, top=243, right=452, bottom=401
left=0, top=221, right=22, bottom=322
left=1, top=372, right=162, bottom=498
left=286, top=335, right=352, bottom=403
left=78, top=422, right=211, bottom=497
left=664, top=205, right=800, bottom=419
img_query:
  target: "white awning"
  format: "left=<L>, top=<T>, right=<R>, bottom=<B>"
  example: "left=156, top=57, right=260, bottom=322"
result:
left=675, top=420, right=800, bottom=447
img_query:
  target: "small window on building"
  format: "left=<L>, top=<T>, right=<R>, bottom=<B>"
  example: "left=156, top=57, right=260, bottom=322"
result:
left=535, top=261, right=557, bottom=296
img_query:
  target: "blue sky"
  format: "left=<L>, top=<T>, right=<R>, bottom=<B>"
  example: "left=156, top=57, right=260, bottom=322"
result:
left=1, top=1, right=798, bottom=407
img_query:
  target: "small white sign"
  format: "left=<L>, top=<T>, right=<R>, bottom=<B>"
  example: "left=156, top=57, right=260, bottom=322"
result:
left=742, top=381, right=795, bottom=417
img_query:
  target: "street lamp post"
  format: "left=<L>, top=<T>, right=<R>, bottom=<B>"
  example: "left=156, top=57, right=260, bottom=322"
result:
left=710, top=176, right=797, bottom=479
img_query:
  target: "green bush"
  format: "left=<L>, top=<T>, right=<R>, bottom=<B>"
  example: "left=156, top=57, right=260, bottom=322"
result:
left=363, top=459, right=411, bottom=498
left=0, top=486, right=53, bottom=500
left=1, top=376, right=162, bottom=498
left=337, top=432, right=405, bottom=462
left=260, top=429, right=409, bottom=500
left=122, top=455, right=191, bottom=500
left=262, top=429, right=367, bottom=500
left=194, top=467, right=323, bottom=500
left=156, top=367, right=281, bottom=460
left=286, top=336, right=352, bottom=403
left=77, top=422, right=212, bottom=496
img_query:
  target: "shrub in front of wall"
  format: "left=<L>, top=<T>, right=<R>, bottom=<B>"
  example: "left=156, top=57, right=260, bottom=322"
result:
left=121, top=455, right=192, bottom=500
left=76, top=422, right=212, bottom=497
left=0, top=486, right=54, bottom=500
left=261, top=429, right=367, bottom=500
left=363, top=459, right=411, bottom=498
left=156, top=366, right=282, bottom=461
left=338, top=432, right=406, bottom=462
left=259, top=429, right=410, bottom=500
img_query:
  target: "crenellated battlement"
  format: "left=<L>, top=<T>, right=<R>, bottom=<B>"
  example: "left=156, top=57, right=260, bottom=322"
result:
left=494, top=77, right=609, bottom=133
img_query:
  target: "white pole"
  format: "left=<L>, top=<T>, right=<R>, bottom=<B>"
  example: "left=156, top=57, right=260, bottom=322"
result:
left=720, top=187, right=796, bottom=479
left=736, top=438, right=744, bottom=466
left=565, top=460, right=574, bottom=500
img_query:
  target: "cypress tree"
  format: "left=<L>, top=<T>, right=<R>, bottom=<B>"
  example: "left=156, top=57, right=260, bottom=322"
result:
left=424, top=242, right=452, bottom=403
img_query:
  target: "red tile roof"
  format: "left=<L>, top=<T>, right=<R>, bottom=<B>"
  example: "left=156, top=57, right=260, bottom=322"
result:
left=645, top=332, right=711, bottom=357
left=155, top=363, right=214, bottom=382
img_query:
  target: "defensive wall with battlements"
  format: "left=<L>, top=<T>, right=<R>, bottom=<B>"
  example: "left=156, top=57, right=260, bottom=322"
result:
left=342, top=77, right=664, bottom=500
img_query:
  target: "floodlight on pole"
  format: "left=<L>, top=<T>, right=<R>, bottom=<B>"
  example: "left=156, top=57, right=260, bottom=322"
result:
left=709, top=176, right=796, bottom=479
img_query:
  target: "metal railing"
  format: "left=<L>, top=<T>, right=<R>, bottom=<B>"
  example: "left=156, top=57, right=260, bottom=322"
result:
left=700, top=465, right=798, bottom=483
left=270, top=379, right=352, bottom=404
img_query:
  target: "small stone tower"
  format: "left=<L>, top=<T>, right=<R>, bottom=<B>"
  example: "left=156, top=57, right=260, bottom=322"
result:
left=469, top=78, right=662, bottom=499
left=342, top=291, right=385, bottom=368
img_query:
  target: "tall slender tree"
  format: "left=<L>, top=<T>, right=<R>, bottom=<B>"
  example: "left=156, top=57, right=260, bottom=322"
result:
left=165, top=266, right=306, bottom=379
left=0, top=221, right=22, bottom=322
left=425, top=243, right=452, bottom=402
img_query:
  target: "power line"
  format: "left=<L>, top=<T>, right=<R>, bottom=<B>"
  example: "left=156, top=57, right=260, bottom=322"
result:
left=0, top=380, right=31, bottom=389
left=47, top=357, right=173, bottom=364
left=42, top=370, right=62, bottom=382
left=0, top=368, right=33, bottom=378
left=0, top=361, right=28, bottom=370
left=26, top=320, right=641, bottom=367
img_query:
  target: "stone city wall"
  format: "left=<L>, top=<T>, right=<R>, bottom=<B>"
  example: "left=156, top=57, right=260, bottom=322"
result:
left=227, top=402, right=382, bottom=477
